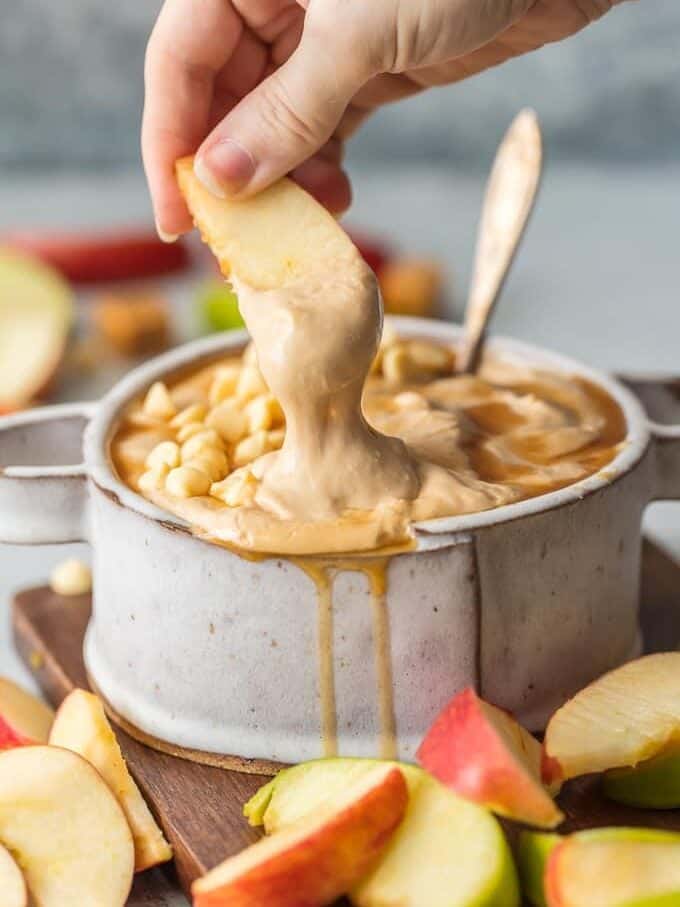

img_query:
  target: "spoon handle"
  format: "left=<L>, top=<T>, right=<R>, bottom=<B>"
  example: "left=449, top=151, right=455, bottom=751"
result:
left=457, top=109, right=543, bottom=374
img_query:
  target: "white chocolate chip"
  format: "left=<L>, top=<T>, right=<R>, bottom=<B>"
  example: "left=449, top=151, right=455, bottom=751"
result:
left=267, top=427, right=285, bottom=450
left=170, top=403, right=207, bottom=429
left=145, top=440, right=181, bottom=471
left=184, top=447, right=229, bottom=482
left=143, top=381, right=176, bottom=420
left=211, top=468, right=258, bottom=507
left=206, top=400, right=248, bottom=444
left=245, top=394, right=284, bottom=433
left=232, top=430, right=271, bottom=468
left=406, top=340, right=452, bottom=373
left=138, top=463, right=170, bottom=492
left=236, top=365, right=268, bottom=402
left=180, top=429, right=223, bottom=461
left=381, top=344, right=412, bottom=384
left=50, top=559, right=92, bottom=597
left=165, top=465, right=211, bottom=498
left=209, top=364, right=241, bottom=406
left=177, top=421, right=207, bottom=443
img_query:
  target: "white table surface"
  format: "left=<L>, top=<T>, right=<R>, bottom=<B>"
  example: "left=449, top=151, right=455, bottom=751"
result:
left=1, top=162, right=679, bottom=904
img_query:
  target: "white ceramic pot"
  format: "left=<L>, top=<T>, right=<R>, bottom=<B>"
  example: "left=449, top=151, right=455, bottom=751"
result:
left=1, top=318, right=679, bottom=767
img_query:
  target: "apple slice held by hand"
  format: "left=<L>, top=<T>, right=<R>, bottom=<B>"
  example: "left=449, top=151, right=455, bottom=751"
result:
left=176, top=156, right=358, bottom=290
left=49, top=688, right=172, bottom=872
left=0, top=249, right=73, bottom=410
left=417, top=686, right=563, bottom=828
left=192, top=763, right=407, bottom=907
left=0, top=676, right=54, bottom=749
left=545, top=828, right=680, bottom=907
left=543, top=653, right=680, bottom=786
left=0, top=745, right=134, bottom=907
left=245, top=757, right=520, bottom=907
left=0, top=842, right=28, bottom=907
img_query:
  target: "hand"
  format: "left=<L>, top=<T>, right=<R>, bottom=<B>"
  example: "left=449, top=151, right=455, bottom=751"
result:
left=143, top=0, right=622, bottom=238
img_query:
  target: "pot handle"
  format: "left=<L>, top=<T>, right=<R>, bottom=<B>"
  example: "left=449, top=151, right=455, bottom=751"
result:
left=0, top=403, right=94, bottom=543
left=619, top=375, right=680, bottom=501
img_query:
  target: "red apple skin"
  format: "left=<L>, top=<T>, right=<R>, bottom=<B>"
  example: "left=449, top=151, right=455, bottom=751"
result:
left=417, top=687, right=562, bottom=828
left=541, top=750, right=564, bottom=790
left=544, top=840, right=568, bottom=907
left=346, top=230, right=392, bottom=277
left=2, top=230, right=190, bottom=284
left=0, top=719, right=32, bottom=750
left=192, top=766, right=407, bottom=907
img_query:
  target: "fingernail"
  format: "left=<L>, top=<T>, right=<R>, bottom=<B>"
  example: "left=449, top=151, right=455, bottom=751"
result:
left=195, top=140, right=255, bottom=197
left=155, top=220, right=179, bottom=244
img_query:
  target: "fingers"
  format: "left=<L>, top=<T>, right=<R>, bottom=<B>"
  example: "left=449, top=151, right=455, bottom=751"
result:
left=142, top=0, right=244, bottom=237
left=194, top=12, right=375, bottom=199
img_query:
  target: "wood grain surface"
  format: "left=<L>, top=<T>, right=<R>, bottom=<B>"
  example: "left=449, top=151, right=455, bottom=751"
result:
left=11, top=537, right=680, bottom=905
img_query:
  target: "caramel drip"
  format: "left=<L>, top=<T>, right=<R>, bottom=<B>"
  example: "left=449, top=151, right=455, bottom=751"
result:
left=293, top=560, right=338, bottom=757
left=294, top=555, right=397, bottom=759
left=365, top=559, right=397, bottom=759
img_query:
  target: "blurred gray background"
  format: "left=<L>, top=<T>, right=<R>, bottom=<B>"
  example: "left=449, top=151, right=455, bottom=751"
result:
left=2, top=0, right=679, bottom=171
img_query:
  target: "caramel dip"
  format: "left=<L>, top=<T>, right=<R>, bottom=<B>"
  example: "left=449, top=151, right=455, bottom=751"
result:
left=111, top=309, right=625, bottom=556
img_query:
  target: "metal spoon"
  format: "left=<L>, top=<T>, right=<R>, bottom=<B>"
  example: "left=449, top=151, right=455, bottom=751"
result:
left=456, top=108, right=543, bottom=374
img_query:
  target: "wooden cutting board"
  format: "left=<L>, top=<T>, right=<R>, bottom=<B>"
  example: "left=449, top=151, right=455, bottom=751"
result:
left=12, top=538, right=680, bottom=905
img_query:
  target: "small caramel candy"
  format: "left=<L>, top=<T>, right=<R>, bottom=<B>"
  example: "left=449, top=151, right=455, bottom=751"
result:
left=92, top=293, right=170, bottom=356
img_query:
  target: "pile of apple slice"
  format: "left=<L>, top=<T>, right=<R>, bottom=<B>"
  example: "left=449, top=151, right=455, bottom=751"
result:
left=0, top=678, right=171, bottom=906
left=193, top=653, right=680, bottom=907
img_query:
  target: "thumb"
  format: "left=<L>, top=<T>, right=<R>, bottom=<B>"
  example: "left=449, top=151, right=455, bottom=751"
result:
left=194, top=20, right=372, bottom=198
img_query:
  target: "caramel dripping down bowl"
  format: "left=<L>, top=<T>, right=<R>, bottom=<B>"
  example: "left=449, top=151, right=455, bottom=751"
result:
left=1, top=318, right=680, bottom=770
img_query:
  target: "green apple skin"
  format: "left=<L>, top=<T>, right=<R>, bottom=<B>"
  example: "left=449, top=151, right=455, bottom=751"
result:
left=518, top=832, right=561, bottom=907
left=197, top=280, right=245, bottom=332
left=244, top=757, right=520, bottom=907
left=518, top=828, right=680, bottom=907
left=603, top=750, right=680, bottom=809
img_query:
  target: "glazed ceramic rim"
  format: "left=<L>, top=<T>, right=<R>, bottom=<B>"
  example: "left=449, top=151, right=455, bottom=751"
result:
left=83, top=317, right=651, bottom=539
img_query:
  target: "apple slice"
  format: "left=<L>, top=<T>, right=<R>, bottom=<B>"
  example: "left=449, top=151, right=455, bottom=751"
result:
left=49, top=688, right=172, bottom=872
left=192, top=763, right=407, bottom=907
left=0, top=841, right=27, bottom=907
left=417, top=686, right=563, bottom=829
left=176, top=156, right=358, bottom=290
left=543, top=653, right=680, bottom=786
left=245, top=758, right=520, bottom=907
left=545, top=828, right=680, bottom=907
left=0, top=745, right=134, bottom=906
left=602, top=744, right=680, bottom=809
left=0, top=676, right=54, bottom=748
left=0, top=249, right=73, bottom=409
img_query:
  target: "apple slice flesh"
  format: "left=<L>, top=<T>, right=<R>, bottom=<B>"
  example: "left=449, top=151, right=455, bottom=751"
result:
left=176, top=156, right=358, bottom=290
left=545, top=828, right=680, bottom=907
left=0, top=676, right=54, bottom=748
left=245, top=757, right=520, bottom=907
left=0, top=841, right=27, bottom=907
left=0, top=745, right=134, bottom=907
left=49, top=688, right=172, bottom=871
left=543, top=653, right=680, bottom=785
left=192, top=763, right=407, bottom=907
left=417, top=686, right=563, bottom=828
left=0, top=249, right=73, bottom=408
left=603, top=746, right=680, bottom=809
